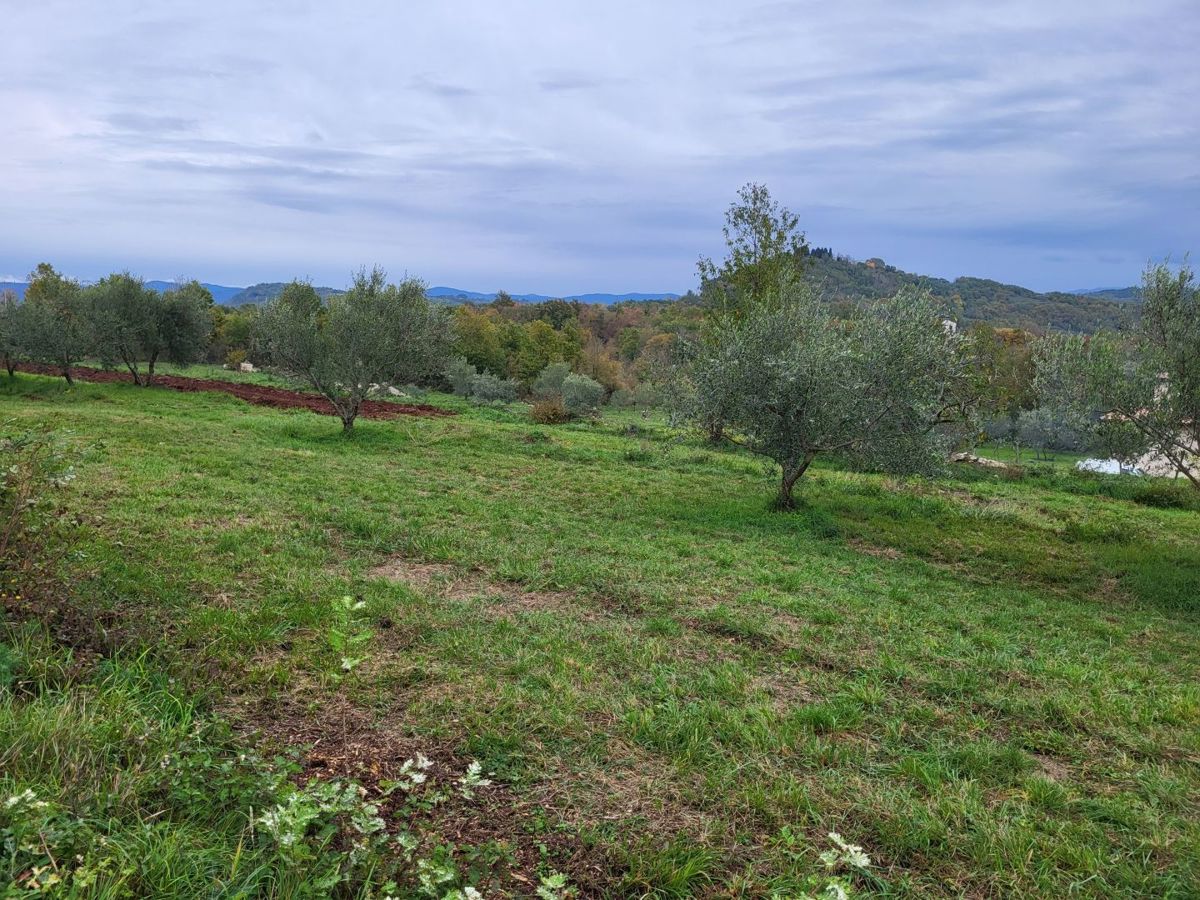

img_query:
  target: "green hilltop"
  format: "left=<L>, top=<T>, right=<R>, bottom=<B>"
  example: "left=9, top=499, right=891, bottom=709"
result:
left=802, top=251, right=1138, bottom=332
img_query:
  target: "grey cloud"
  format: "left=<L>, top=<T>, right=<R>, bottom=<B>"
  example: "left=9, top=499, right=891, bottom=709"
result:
left=537, top=73, right=608, bottom=92
left=0, top=0, right=1196, bottom=294
left=409, top=75, right=478, bottom=99
left=104, top=113, right=198, bottom=133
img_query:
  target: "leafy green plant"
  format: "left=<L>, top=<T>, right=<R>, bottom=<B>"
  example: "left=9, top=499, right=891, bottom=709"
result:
left=537, top=870, right=575, bottom=899
left=328, top=595, right=373, bottom=680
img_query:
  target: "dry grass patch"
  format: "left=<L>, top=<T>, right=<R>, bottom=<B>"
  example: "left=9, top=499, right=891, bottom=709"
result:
left=368, top=556, right=597, bottom=620
left=848, top=538, right=905, bottom=560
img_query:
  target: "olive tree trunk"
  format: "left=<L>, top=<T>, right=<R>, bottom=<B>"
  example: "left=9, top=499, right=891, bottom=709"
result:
left=775, top=453, right=816, bottom=510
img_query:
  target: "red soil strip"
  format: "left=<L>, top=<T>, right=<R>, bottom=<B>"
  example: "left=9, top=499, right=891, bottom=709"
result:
left=14, top=363, right=455, bottom=420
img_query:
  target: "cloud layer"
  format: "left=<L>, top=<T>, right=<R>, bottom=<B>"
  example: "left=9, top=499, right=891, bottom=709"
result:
left=2, top=0, right=1196, bottom=292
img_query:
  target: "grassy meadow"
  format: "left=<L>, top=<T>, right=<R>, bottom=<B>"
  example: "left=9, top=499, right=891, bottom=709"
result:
left=2, top=371, right=1199, bottom=897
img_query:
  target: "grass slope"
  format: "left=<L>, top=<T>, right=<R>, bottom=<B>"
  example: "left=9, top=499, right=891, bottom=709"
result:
left=2, top=373, right=1199, bottom=897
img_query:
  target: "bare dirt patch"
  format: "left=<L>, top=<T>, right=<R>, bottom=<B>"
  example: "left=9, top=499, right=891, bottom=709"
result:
left=15, top=363, right=454, bottom=421
left=1032, top=752, right=1071, bottom=782
left=848, top=538, right=905, bottom=560
left=227, top=692, right=612, bottom=896
left=368, top=557, right=591, bottom=619
left=753, top=671, right=820, bottom=711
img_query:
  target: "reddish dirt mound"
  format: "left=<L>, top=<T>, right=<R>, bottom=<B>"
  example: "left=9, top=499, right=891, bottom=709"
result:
left=15, top=363, right=455, bottom=420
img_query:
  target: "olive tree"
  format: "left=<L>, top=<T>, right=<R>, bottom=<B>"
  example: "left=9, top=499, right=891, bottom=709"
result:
left=676, top=283, right=971, bottom=508
left=255, top=268, right=450, bottom=431
left=158, top=281, right=216, bottom=375
left=0, top=290, right=22, bottom=376
left=90, top=274, right=213, bottom=385
left=562, top=373, right=604, bottom=418
left=1036, top=261, right=1199, bottom=487
left=1015, top=406, right=1086, bottom=461
left=532, top=361, right=572, bottom=399
left=20, top=263, right=91, bottom=385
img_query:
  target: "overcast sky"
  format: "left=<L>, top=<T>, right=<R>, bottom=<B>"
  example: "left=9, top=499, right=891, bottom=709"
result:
left=2, top=0, right=1196, bottom=293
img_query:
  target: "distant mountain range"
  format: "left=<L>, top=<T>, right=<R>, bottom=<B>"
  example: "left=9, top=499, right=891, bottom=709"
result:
left=0, top=280, right=249, bottom=304
left=0, top=263, right=1144, bottom=331
left=426, top=286, right=681, bottom=304
left=0, top=280, right=680, bottom=306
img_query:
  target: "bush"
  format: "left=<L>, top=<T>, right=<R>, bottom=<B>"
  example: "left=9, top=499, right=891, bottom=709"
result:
left=224, top=349, right=247, bottom=370
left=468, top=371, right=519, bottom=404
left=562, top=373, right=605, bottom=418
left=446, top=356, right=476, bottom=397
left=530, top=397, right=569, bottom=424
left=1130, top=479, right=1195, bottom=510
left=532, top=362, right=572, bottom=400
left=610, top=388, right=636, bottom=408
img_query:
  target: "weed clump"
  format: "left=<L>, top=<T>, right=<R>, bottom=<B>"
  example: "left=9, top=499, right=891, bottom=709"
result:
left=530, top=396, right=569, bottom=424
left=1, top=423, right=75, bottom=573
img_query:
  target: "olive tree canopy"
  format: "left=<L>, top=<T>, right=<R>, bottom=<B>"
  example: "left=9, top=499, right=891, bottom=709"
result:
left=676, top=283, right=972, bottom=508
left=90, top=274, right=213, bottom=385
left=20, top=263, right=91, bottom=385
left=255, top=268, right=450, bottom=431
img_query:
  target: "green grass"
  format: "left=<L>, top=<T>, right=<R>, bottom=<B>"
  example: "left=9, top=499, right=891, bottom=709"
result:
left=3, top=371, right=1199, bottom=897
left=0, top=624, right=364, bottom=897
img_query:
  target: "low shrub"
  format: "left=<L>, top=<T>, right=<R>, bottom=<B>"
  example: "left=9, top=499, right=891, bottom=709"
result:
left=532, top=362, right=572, bottom=400
left=468, top=371, right=519, bottom=404
left=562, top=374, right=604, bottom=418
left=446, top=356, right=476, bottom=397
left=1130, top=479, right=1195, bottom=510
left=224, top=349, right=247, bottom=369
left=530, top=397, right=569, bottom=424
left=610, top=388, right=636, bottom=408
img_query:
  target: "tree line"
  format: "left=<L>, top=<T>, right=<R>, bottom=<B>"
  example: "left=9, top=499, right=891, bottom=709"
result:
left=3, top=184, right=1195, bottom=501
left=0, top=265, right=212, bottom=385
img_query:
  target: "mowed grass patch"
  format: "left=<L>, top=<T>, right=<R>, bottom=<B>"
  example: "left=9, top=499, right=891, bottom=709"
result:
left=3, top=372, right=1199, bottom=897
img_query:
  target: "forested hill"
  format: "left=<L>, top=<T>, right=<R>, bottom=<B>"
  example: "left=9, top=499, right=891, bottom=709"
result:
left=226, top=282, right=342, bottom=304
left=803, top=253, right=1138, bottom=332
